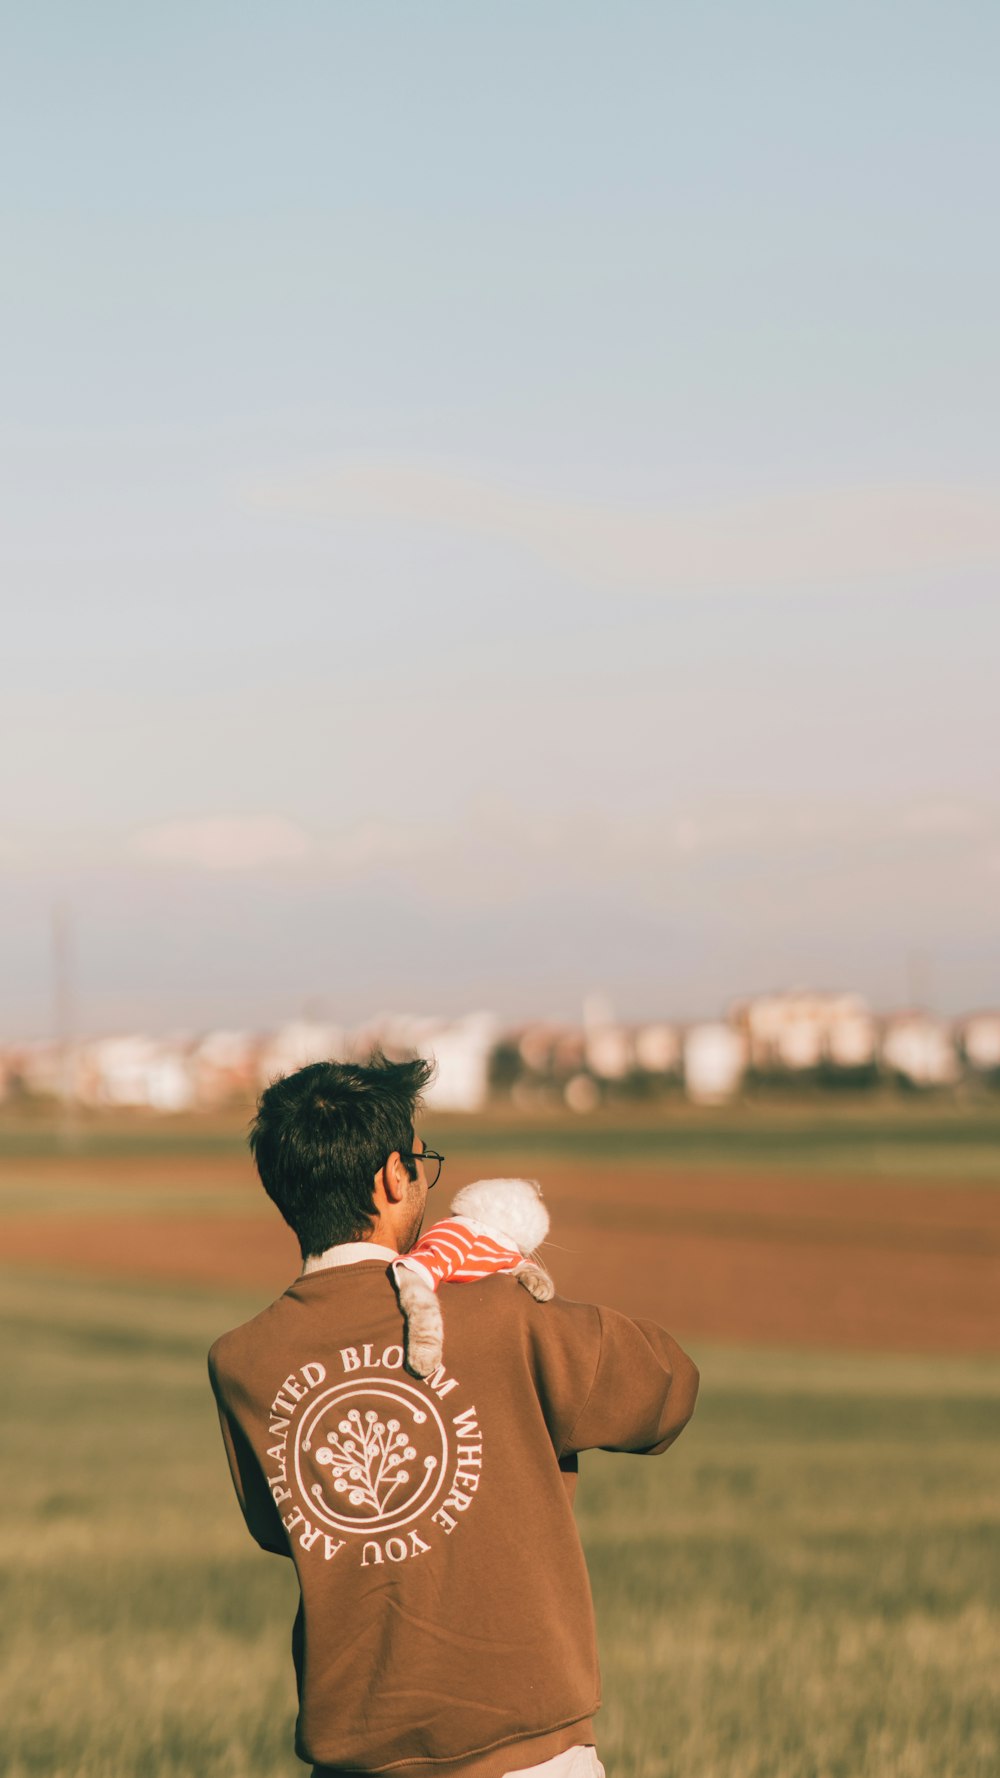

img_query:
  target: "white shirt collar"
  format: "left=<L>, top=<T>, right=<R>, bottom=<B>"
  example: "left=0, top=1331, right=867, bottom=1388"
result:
left=302, top=1240, right=398, bottom=1275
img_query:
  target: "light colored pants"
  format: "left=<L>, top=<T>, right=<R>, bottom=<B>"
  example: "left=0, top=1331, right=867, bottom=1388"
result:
left=312, top=1744, right=605, bottom=1778
left=505, top=1748, right=604, bottom=1778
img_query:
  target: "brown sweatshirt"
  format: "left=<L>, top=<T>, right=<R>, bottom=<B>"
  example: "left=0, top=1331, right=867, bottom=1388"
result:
left=208, top=1261, right=698, bottom=1775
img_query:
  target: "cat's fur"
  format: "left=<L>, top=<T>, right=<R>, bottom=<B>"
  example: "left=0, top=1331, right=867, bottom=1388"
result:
left=393, top=1177, right=555, bottom=1378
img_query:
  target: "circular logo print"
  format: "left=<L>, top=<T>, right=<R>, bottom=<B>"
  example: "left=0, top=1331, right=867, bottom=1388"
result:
left=293, top=1379, right=448, bottom=1535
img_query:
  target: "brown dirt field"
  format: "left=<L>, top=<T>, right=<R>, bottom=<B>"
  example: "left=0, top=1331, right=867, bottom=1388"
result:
left=2, top=1154, right=998, bottom=1353
left=0, top=1153, right=256, bottom=1198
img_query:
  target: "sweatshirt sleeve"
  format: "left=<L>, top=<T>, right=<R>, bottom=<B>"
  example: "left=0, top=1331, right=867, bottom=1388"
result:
left=208, top=1348, right=291, bottom=1558
left=526, top=1297, right=699, bottom=1459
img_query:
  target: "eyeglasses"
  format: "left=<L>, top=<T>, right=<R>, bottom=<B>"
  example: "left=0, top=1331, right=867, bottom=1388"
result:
left=401, top=1146, right=445, bottom=1190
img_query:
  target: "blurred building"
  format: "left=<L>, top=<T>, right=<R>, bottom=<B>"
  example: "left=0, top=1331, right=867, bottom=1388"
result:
left=513, top=1022, right=583, bottom=1082
left=633, top=1022, right=682, bottom=1075
left=581, top=995, right=631, bottom=1082
left=825, top=1002, right=878, bottom=1069
left=189, top=1029, right=260, bottom=1106
left=4, top=989, right=998, bottom=1115
left=256, top=1021, right=345, bottom=1086
left=421, top=1013, right=498, bottom=1113
left=733, top=991, right=876, bottom=1073
left=959, top=1012, right=1000, bottom=1074
left=76, top=1036, right=195, bottom=1111
left=349, top=1011, right=498, bottom=1112
left=8, top=1040, right=65, bottom=1099
left=516, top=1023, right=562, bottom=1077
left=583, top=1023, right=632, bottom=1082
left=682, top=1022, right=747, bottom=1103
left=880, top=1012, right=959, bottom=1088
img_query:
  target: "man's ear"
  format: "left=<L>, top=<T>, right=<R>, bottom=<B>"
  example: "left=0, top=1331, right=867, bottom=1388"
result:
left=380, top=1153, right=408, bottom=1205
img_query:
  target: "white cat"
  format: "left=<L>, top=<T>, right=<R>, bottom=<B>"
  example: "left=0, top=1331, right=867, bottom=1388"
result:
left=391, top=1177, right=555, bottom=1378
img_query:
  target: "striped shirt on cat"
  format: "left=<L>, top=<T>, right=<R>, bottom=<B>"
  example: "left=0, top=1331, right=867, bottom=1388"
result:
left=395, top=1216, right=524, bottom=1288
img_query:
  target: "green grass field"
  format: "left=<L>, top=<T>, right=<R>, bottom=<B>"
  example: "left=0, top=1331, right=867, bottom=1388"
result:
left=3, top=1266, right=998, bottom=1778
left=4, top=1097, right=1000, bottom=1178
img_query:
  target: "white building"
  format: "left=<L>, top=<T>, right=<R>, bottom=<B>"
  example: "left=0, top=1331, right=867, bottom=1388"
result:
left=421, top=1014, right=498, bottom=1113
left=256, top=1022, right=345, bottom=1085
left=78, top=1036, right=195, bottom=1111
left=189, top=1029, right=260, bottom=1104
left=683, top=1023, right=747, bottom=1103
left=959, top=1013, right=1000, bottom=1072
left=633, top=1023, right=681, bottom=1075
left=584, top=1024, right=632, bottom=1081
left=880, top=1014, right=959, bottom=1087
left=350, top=1011, right=499, bottom=1113
left=826, top=1002, right=878, bottom=1069
left=736, top=991, right=875, bottom=1072
left=581, top=995, right=631, bottom=1081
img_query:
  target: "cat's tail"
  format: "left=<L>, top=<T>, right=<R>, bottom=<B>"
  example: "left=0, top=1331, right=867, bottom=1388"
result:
left=392, top=1265, right=444, bottom=1378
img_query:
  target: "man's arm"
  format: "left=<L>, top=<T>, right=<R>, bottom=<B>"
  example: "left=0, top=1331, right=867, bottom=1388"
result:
left=565, top=1309, right=699, bottom=1455
left=208, top=1352, right=291, bottom=1557
left=526, top=1297, right=699, bottom=1458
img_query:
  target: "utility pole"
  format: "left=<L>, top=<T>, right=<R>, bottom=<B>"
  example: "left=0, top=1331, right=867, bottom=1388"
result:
left=52, top=904, right=79, bottom=1149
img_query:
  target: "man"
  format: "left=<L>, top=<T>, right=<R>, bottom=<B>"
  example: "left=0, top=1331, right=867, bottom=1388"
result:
left=209, top=1052, right=699, bottom=1778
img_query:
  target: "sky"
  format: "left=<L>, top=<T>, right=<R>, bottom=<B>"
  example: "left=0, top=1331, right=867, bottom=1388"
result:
left=2, top=1, right=999, bottom=1036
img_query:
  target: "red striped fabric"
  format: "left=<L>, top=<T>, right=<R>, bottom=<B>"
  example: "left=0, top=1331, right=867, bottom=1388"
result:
left=400, top=1217, right=523, bottom=1290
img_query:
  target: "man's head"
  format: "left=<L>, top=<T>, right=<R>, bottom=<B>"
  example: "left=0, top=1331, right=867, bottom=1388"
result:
left=249, top=1051, right=435, bottom=1259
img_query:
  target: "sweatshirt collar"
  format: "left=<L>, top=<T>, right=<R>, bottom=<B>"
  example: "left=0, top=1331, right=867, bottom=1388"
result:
left=302, top=1240, right=398, bottom=1275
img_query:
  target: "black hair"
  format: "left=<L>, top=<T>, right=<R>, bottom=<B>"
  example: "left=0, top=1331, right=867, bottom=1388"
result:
left=248, top=1050, right=434, bottom=1258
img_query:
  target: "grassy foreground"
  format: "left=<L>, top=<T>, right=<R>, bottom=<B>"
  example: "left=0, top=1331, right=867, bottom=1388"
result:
left=2, top=1270, right=998, bottom=1778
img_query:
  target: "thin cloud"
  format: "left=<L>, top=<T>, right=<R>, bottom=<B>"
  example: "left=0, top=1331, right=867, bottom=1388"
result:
left=322, top=823, right=417, bottom=874
left=131, top=816, right=313, bottom=872
left=129, top=801, right=1000, bottom=892
left=246, top=459, right=1000, bottom=591
left=897, top=800, right=992, bottom=838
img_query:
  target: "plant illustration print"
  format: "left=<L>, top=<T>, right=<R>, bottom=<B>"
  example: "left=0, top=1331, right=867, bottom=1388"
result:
left=296, top=1383, right=447, bottom=1532
left=313, top=1409, right=421, bottom=1515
